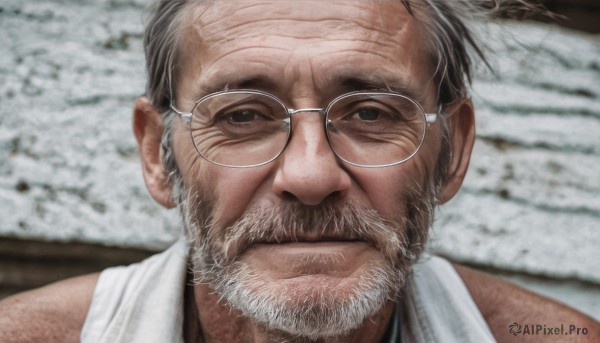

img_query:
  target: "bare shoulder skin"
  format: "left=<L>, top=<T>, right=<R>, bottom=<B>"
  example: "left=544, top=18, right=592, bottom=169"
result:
left=0, top=273, right=99, bottom=343
left=455, top=264, right=600, bottom=342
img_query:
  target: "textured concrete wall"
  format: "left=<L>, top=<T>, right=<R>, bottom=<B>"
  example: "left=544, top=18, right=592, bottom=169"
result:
left=1, top=0, right=599, bottom=318
left=1, top=0, right=179, bottom=250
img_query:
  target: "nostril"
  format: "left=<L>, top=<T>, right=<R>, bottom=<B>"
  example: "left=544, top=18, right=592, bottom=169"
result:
left=280, top=190, right=344, bottom=206
left=281, top=191, right=297, bottom=202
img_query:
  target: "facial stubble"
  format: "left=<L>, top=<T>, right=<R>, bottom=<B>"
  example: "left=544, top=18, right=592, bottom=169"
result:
left=174, top=178, right=434, bottom=340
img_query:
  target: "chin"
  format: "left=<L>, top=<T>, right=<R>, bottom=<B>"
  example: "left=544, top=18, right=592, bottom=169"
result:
left=202, top=255, right=403, bottom=340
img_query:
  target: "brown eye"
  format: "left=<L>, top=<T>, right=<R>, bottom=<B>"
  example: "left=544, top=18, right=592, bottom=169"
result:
left=226, top=110, right=258, bottom=123
left=356, top=108, right=381, bottom=121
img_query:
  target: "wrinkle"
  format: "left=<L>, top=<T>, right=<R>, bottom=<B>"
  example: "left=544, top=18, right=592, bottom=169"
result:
left=192, top=1, right=412, bottom=45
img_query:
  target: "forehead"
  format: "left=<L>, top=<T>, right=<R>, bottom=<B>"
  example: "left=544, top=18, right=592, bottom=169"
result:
left=177, top=0, right=431, bottom=101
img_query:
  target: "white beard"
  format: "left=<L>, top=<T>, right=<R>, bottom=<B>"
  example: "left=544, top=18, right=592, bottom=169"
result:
left=201, top=260, right=400, bottom=340
left=177, top=188, right=432, bottom=340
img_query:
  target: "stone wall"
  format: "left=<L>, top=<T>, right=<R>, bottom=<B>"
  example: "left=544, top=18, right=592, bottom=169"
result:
left=1, top=0, right=599, bottom=319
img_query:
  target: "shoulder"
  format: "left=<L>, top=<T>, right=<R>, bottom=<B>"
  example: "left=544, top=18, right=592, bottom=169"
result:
left=453, top=264, right=600, bottom=342
left=0, top=273, right=99, bottom=343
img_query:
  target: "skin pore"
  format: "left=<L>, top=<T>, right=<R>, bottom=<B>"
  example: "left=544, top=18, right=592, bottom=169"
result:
left=150, top=1, right=470, bottom=342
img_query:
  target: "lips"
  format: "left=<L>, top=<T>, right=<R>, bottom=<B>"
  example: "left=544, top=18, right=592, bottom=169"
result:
left=239, top=240, right=379, bottom=280
left=259, top=233, right=365, bottom=244
left=232, top=232, right=368, bottom=258
left=261, top=238, right=365, bottom=244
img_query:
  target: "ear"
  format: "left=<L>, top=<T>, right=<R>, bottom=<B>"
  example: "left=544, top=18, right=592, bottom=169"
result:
left=438, top=99, right=476, bottom=204
left=133, top=97, right=176, bottom=209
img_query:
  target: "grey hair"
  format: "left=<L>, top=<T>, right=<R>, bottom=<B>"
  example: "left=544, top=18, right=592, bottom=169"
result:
left=144, top=0, right=192, bottom=202
left=142, top=0, right=545, bottom=194
left=144, top=0, right=191, bottom=113
left=404, top=0, right=547, bottom=104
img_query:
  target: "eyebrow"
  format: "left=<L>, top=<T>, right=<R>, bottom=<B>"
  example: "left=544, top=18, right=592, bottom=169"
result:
left=191, top=72, right=426, bottom=104
left=334, top=74, right=426, bottom=104
left=191, top=74, right=279, bottom=101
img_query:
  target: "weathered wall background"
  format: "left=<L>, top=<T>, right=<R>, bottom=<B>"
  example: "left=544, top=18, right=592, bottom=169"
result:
left=1, top=0, right=599, bottom=319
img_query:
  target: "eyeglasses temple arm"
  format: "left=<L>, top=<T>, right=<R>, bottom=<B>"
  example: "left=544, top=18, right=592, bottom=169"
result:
left=425, top=113, right=437, bottom=124
left=425, top=104, right=444, bottom=124
left=170, top=103, right=192, bottom=122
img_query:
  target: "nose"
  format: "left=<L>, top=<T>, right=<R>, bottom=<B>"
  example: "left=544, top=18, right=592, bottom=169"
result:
left=272, top=113, right=351, bottom=205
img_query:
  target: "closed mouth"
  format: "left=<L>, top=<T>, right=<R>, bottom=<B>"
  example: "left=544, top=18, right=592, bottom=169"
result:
left=259, top=232, right=365, bottom=244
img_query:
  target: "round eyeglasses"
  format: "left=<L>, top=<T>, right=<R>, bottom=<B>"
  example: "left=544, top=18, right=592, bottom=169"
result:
left=170, top=90, right=438, bottom=168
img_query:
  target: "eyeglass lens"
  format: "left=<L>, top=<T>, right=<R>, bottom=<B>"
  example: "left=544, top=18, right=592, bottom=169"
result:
left=189, top=91, right=426, bottom=167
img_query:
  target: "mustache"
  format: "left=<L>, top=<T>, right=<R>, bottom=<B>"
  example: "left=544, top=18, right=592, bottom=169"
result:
left=200, top=199, right=414, bottom=265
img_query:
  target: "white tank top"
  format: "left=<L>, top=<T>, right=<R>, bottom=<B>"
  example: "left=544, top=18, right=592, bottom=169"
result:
left=81, top=240, right=495, bottom=342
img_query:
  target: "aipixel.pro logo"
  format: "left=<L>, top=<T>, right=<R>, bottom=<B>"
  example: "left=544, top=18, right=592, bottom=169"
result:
left=508, top=322, right=589, bottom=337
left=509, top=322, right=522, bottom=335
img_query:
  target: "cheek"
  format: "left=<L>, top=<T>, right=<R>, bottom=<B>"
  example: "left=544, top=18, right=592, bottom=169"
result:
left=206, top=168, right=274, bottom=228
left=351, top=169, right=406, bottom=220
left=355, top=113, right=442, bottom=218
left=353, top=153, right=437, bottom=220
left=172, top=125, right=209, bottom=187
left=171, top=122, right=277, bottom=229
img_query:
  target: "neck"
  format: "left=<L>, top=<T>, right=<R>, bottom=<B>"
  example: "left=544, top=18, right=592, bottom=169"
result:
left=191, top=283, right=396, bottom=343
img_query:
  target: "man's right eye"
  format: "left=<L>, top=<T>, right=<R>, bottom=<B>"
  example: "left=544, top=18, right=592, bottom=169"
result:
left=225, top=109, right=259, bottom=123
left=354, top=107, right=383, bottom=121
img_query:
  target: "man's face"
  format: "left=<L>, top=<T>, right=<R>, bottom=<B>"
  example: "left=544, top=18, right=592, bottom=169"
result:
left=169, top=0, right=442, bottom=338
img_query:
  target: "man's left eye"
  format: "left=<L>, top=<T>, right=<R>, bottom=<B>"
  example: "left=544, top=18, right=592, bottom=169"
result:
left=355, top=108, right=382, bottom=121
left=226, top=110, right=258, bottom=123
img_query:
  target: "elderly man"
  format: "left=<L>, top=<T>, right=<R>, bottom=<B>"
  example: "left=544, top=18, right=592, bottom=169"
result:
left=1, top=0, right=598, bottom=342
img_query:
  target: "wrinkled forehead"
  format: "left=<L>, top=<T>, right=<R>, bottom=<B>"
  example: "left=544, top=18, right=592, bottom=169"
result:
left=188, top=1, right=421, bottom=44
left=176, top=0, right=431, bottom=99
